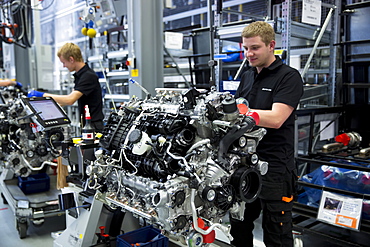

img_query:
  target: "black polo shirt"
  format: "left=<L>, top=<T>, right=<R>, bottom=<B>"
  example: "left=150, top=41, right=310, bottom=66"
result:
left=73, top=64, right=104, bottom=124
left=235, top=56, right=303, bottom=172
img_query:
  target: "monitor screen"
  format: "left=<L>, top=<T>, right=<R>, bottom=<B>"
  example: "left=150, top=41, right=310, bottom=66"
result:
left=22, top=97, right=71, bottom=128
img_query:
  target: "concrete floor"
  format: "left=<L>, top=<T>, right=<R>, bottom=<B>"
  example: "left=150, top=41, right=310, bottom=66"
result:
left=0, top=202, right=65, bottom=247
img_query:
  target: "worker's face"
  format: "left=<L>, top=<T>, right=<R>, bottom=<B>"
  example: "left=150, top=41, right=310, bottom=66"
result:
left=59, top=56, right=76, bottom=72
left=242, top=36, right=275, bottom=72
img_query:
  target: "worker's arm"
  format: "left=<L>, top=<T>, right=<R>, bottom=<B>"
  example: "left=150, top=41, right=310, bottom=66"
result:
left=43, top=90, right=83, bottom=106
left=252, top=102, right=294, bottom=129
left=0, top=79, right=22, bottom=88
left=0, top=79, right=13, bottom=86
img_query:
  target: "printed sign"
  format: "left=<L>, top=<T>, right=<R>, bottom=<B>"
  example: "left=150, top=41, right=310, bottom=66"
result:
left=317, top=191, right=362, bottom=230
left=302, top=0, right=322, bottom=26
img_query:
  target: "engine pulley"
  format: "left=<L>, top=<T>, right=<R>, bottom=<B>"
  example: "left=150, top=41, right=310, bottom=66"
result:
left=171, top=215, right=188, bottom=231
left=36, top=144, right=48, bottom=156
left=214, top=184, right=236, bottom=210
left=202, top=186, right=216, bottom=203
left=230, top=166, right=262, bottom=203
left=172, top=190, right=186, bottom=207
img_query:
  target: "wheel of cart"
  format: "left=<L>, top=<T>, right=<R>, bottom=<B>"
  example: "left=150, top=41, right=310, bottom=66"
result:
left=293, top=230, right=303, bottom=247
left=16, top=217, right=28, bottom=239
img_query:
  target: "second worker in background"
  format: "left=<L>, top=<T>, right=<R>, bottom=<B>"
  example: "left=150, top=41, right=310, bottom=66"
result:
left=230, top=21, right=304, bottom=247
left=28, top=42, right=104, bottom=132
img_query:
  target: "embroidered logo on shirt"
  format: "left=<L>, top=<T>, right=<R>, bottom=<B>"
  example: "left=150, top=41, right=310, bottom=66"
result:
left=262, top=88, right=272, bottom=91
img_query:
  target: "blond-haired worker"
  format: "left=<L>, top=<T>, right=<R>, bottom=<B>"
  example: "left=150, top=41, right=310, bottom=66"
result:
left=27, top=43, right=104, bottom=131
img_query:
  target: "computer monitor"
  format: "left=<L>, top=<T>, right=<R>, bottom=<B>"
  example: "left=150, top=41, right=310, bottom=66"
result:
left=22, top=97, right=71, bottom=128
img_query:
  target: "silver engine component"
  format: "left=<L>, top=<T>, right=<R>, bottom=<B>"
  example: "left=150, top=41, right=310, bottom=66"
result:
left=0, top=89, right=67, bottom=177
left=88, top=88, right=267, bottom=243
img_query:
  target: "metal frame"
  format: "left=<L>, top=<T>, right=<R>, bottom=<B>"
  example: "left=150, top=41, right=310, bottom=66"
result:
left=293, top=107, right=370, bottom=246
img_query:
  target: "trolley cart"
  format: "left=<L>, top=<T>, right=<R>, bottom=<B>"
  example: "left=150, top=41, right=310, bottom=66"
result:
left=0, top=170, right=64, bottom=238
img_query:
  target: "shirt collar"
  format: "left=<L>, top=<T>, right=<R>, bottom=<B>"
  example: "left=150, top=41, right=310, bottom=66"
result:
left=252, top=55, right=283, bottom=74
left=73, top=63, right=89, bottom=79
left=268, top=55, right=283, bottom=70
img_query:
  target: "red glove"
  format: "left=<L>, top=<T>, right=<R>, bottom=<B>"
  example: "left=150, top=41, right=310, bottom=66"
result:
left=246, top=111, right=260, bottom=125
left=237, top=103, right=249, bottom=115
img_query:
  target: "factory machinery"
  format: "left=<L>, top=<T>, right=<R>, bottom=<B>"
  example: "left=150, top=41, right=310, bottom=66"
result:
left=0, top=84, right=268, bottom=246
left=82, top=87, right=268, bottom=245
left=0, top=88, right=68, bottom=177
left=0, top=86, right=71, bottom=238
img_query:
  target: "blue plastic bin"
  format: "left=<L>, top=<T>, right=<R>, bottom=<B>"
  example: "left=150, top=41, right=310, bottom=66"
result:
left=18, top=173, right=50, bottom=194
left=116, top=225, right=168, bottom=247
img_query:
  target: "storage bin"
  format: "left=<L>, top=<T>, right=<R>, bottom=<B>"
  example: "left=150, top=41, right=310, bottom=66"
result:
left=18, top=173, right=50, bottom=194
left=116, top=225, right=168, bottom=247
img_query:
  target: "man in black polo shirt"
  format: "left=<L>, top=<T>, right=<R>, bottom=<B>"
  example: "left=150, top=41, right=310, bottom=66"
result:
left=230, top=21, right=303, bottom=247
left=28, top=42, right=104, bottom=132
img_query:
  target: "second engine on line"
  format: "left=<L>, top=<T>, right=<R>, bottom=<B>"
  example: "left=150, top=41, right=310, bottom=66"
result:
left=87, top=88, right=268, bottom=244
left=0, top=89, right=67, bottom=177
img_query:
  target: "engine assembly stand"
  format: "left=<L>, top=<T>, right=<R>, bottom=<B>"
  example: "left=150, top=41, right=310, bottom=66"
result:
left=53, top=193, right=103, bottom=247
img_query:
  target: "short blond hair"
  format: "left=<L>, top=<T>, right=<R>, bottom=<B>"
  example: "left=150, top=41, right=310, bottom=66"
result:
left=57, top=43, right=84, bottom=62
left=241, top=21, right=275, bottom=46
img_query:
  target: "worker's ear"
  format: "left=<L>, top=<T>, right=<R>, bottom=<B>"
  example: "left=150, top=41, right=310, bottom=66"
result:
left=269, top=40, right=276, bottom=51
left=69, top=56, right=75, bottom=63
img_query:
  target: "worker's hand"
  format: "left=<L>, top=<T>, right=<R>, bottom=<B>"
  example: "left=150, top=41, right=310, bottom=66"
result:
left=14, top=81, right=23, bottom=89
left=246, top=111, right=260, bottom=125
left=27, top=90, right=44, bottom=98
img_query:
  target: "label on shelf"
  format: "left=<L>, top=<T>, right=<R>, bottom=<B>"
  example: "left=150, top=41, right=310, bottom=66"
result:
left=317, top=191, right=362, bottom=230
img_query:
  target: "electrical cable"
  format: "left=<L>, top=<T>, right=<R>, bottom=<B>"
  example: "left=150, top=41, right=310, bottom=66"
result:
left=22, top=0, right=32, bottom=47
left=4, top=0, right=32, bottom=47
left=10, top=2, right=24, bottom=40
left=92, top=37, right=117, bottom=113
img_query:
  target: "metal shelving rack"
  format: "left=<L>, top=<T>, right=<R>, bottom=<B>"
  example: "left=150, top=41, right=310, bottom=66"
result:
left=340, top=0, right=370, bottom=106
left=293, top=107, right=370, bottom=247
left=173, top=0, right=339, bottom=108
left=291, top=2, right=370, bottom=239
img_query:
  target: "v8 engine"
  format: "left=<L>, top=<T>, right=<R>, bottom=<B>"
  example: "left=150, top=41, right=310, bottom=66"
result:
left=88, top=88, right=267, bottom=245
left=0, top=88, right=67, bottom=178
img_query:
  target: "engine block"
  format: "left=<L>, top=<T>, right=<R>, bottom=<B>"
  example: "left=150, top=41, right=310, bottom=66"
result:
left=88, top=88, right=267, bottom=245
left=0, top=89, right=66, bottom=177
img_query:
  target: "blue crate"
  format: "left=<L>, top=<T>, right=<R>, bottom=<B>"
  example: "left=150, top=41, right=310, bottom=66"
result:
left=116, top=225, right=168, bottom=247
left=18, top=173, right=50, bottom=194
